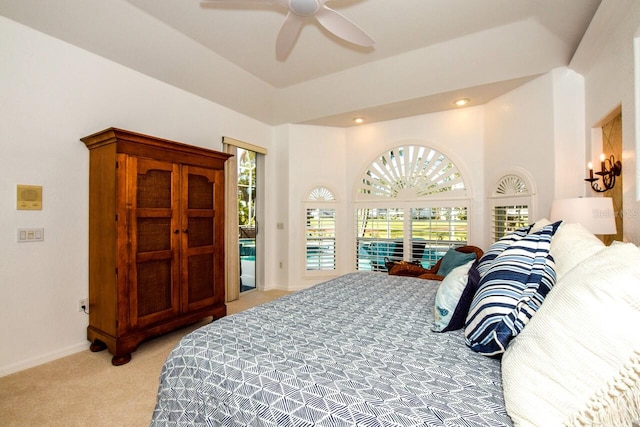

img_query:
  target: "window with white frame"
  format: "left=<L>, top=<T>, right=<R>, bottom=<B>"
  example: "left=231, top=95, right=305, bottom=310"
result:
left=355, top=208, right=404, bottom=271
left=355, top=145, right=469, bottom=272
left=491, top=174, right=534, bottom=241
left=410, top=206, right=468, bottom=267
left=305, top=187, right=336, bottom=271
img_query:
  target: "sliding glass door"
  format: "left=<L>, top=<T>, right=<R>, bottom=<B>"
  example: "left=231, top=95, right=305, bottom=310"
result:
left=237, top=148, right=257, bottom=292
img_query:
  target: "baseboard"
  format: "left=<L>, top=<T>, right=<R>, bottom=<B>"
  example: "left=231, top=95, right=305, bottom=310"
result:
left=0, top=342, right=90, bottom=377
left=280, top=284, right=309, bottom=292
left=261, top=284, right=290, bottom=291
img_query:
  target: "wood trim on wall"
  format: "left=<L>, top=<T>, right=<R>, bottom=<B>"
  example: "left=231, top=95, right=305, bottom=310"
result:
left=224, top=144, right=240, bottom=302
left=601, top=111, right=623, bottom=245
left=222, top=136, right=267, bottom=155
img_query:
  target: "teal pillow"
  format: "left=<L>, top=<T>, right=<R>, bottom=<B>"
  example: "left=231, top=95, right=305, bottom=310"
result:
left=436, top=248, right=477, bottom=277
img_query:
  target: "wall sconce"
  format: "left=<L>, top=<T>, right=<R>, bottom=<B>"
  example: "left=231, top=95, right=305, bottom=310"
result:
left=584, top=154, right=621, bottom=193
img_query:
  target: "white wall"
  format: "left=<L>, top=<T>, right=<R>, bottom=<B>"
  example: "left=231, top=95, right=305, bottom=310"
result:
left=484, top=73, right=556, bottom=226
left=0, top=17, right=272, bottom=375
left=484, top=68, right=586, bottom=238
left=263, top=125, right=291, bottom=290
left=551, top=68, right=588, bottom=199
left=581, top=2, right=640, bottom=243
left=282, top=125, right=347, bottom=290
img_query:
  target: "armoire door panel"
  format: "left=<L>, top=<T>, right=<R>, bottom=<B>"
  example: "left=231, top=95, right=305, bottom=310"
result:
left=187, top=217, right=214, bottom=247
left=187, top=170, right=214, bottom=210
left=129, top=157, right=180, bottom=328
left=136, top=218, right=172, bottom=252
left=136, top=169, right=173, bottom=208
left=181, top=165, right=217, bottom=311
left=136, top=259, right=173, bottom=317
left=187, top=253, right=215, bottom=307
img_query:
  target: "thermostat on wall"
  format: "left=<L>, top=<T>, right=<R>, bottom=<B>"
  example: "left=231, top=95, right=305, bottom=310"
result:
left=17, top=184, right=42, bottom=210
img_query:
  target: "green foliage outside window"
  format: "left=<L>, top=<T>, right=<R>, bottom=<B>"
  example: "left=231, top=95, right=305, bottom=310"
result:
left=238, top=148, right=256, bottom=228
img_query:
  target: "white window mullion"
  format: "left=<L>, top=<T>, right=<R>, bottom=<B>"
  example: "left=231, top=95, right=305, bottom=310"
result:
left=403, top=204, right=412, bottom=262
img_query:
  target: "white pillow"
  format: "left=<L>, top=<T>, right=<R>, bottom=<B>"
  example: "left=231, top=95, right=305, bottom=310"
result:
left=432, top=260, right=474, bottom=332
left=529, top=217, right=551, bottom=233
left=549, top=222, right=605, bottom=279
left=501, top=242, right=640, bottom=426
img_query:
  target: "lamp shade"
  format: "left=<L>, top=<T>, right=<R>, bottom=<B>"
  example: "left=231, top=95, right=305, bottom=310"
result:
left=549, top=197, right=616, bottom=235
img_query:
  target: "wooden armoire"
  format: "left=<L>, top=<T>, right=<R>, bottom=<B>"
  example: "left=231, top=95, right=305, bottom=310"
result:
left=81, top=128, right=231, bottom=365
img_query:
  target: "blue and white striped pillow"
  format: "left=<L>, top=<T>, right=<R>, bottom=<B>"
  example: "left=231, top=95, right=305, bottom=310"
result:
left=464, top=221, right=562, bottom=357
left=475, top=225, right=532, bottom=278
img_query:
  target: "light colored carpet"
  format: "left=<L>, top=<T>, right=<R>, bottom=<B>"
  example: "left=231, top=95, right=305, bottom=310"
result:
left=0, top=290, right=291, bottom=427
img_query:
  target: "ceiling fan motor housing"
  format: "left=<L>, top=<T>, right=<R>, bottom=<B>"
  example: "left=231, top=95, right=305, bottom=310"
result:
left=289, top=0, right=321, bottom=16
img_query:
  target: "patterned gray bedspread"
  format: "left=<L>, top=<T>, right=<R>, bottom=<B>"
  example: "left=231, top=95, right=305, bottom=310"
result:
left=151, top=272, right=512, bottom=426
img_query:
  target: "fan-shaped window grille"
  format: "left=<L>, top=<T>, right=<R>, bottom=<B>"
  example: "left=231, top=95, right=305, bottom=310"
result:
left=491, top=174, right=534, bottom=241
left=305, top=187, right=336, bottom=273
left=494, top=175, right=529, bottom=196
left=308, top=186, right=335, bottom=201
left=357, top=145, right=466, bottom=200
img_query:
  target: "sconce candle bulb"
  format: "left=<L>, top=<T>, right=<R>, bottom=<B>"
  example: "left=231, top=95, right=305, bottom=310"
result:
left=585, top=154, right=621, bottom=193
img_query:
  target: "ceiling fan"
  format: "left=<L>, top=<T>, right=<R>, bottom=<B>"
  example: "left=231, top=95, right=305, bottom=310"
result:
left=201, top=0, right=375, bottom=60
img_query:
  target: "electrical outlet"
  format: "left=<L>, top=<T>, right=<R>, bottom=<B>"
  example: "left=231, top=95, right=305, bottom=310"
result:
left=78, top=298, right=88, bottom=312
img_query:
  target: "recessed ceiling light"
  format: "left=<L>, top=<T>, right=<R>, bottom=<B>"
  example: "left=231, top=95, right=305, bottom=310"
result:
left=353, top=117, right=365, bottom=124
left=454, top=98, right=470, bottom=106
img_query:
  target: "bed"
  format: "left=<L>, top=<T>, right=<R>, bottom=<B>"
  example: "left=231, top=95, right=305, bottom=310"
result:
left=151, top=272, right=512, bottom=426
left=152, top=221, right=640, bottom=426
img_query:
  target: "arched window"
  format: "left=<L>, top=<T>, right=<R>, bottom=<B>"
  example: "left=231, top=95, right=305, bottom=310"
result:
left=304, top=186, right=337, bottom=273
left=355, top=145, right=470, bottom=271
left=356, top=145, right=466, bottom=200
left=491, top=172, right=535, bottom=240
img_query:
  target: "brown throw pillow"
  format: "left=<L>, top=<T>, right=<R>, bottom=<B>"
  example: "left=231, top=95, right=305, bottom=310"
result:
left=388, top=261, right=429, bottom=277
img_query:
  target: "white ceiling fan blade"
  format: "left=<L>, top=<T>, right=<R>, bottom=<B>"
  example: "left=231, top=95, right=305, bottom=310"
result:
left=276, top=12, right=304, bottom=60
left=314, top=6, right=374, bottom=47
left=200, top=0, right=289, bottom=7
